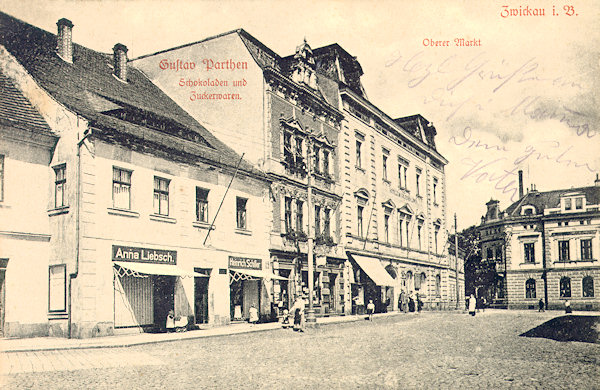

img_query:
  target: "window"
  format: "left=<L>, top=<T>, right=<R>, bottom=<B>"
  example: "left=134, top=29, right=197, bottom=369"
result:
left=48, top=264, right=66, bottom=312
left=383, top=213, right=390, bottom=243
left=284, top=197, right=292, bottom=233
left=153, top=176, right=170, bottom=215
left=496, top=247, right=502, bottom=261
left=581, top=239, right=593, bottom=260
left=559, top=277, right=571, bottom=298
left=357, top=205, right=364, bottom=237
left=355, top=140, right=362, bottom=168
left=398, top=163, right=407, bottom=189
left=54, top=164, right=66, bottom=208
left=558, top=240, right=570, bottom=262
left=525, top=278, right=536, bottom=299
left=583, top=276, right=594, bottom=298
left=433, top=178, right=438, bottom=204
left=113, top=167, right=132, bottom=209
left=435, top=274, right=441, bottom=296
left=236, top=197, right=248, bottom=230
left=295, top=137, right=304, bottom=171
left=434, top=226, right=439, bottom=254
left=323, top=150, right=330, bottom=176
left=196, top=187, right=209, bottom=223
left=405, top=218, right=410, bottom=247
left=575, top=198, right=583, bottom=210
left=0, top=155, right=4, bottom=202
left=315, top=205, right=321, bottom=236
left=565, top=198, right=572, bottom=211
left=398, top=216, right=404, bottom=246
left=415, top=169, right=421, bottom=196
left=296, top=199, right=304, bottom=233
left=324, top=208, right=331, bottom=237
left=417, top=223, right=422, bottom=250
left=283, top=132, right=293, bottom=165
left=415, top=272, right=422, bottom=290
left=487, top=248, right=493, bottom=260
left=382, top=152, right=388, bottom=180
left=524, top=243, right=535, bottom=263
left=314, top=146, right=320, bottom=174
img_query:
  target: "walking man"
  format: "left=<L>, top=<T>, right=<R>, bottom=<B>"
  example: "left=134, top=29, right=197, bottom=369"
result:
left=538, top=298, right=545, bottom=312
left=367, top=300, right=375, bottom=321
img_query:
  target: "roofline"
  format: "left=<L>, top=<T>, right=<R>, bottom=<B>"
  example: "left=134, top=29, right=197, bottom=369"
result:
left=340, top=86, right=448, bottom=165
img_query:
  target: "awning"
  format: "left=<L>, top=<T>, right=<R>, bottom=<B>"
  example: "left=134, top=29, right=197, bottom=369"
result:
left=349, top=254, right=396, bottom=286
left=113, top=261, right=208, bottom=278
left=229, top=268, right=289, bottom=281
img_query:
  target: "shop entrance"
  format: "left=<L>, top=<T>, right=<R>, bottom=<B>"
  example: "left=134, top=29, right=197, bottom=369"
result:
left=230, top=277, right=260, bottom=321
left=153, top=275, right=175, bottom=332
left=194, top=268, right=210, bottom=324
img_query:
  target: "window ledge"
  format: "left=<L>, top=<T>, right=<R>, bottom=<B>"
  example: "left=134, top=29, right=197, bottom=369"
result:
left=150, top=214, right=177, bottom=224
left=434, top=202, right=439, bottom=207
left=355, top=166, right=365, bottom=172
left=382, top=179, right=391, bottom=185
left=235, top=228, right=252, bottom=236
left=107, top=208, right=140, bottom=218
left=520, top=262, right=538, bottom=266
left=193, top=221, right=215, bottom=230
left=48, top=206, right=70, bottom=216
left=0, top=202, right=11, bottom=209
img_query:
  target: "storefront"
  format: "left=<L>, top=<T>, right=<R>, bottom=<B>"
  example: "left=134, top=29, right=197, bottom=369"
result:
left=112, top=245, right=206, bottom=332
left=348, top=254, right=396, bottom=314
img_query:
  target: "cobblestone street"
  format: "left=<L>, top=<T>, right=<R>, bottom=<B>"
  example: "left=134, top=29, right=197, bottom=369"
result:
left=2, top=311, right=598, bottom=389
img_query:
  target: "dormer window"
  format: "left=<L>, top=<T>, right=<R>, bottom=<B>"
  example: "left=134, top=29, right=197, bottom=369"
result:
left=521, top=205, right=536, bottom=216
left=575, top=198, right=583, bottom=210
left=565, top=198, right=572, bottom=211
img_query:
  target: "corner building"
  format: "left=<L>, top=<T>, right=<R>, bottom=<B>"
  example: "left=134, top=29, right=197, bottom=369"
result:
left=479, top=175, right=600, bottom=310
left=0, top=13, right=274, bottom=338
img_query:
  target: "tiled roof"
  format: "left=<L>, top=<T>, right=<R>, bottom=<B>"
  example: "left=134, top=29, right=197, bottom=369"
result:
left=505, top=186, right=600, bottom=216
left=0, top=70, right=55, bottom=136
left=0, top=12, right=261, bottom=176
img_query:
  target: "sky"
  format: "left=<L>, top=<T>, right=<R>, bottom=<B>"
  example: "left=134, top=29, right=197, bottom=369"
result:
left=2, top=0, right=599, bottom=230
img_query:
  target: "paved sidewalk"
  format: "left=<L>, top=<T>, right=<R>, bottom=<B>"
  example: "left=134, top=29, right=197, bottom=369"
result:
left=0, top=311, right=398, bottom=353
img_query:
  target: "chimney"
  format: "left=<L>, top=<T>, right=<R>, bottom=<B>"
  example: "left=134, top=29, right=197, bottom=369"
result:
left=595, top=173, right=600, bottom=187
left=113, top=43, right=128, bottom=82
left=56, top=18, right=74, bottom=63
left=518, top=170, right=524, bottom=199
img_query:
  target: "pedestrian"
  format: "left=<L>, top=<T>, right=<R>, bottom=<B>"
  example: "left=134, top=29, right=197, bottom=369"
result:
left=538, top=298, right=545, bottom=312
left=416, top=294, right=423, bottom=313
left=367, top=300, right=375, bottom=321
left=249, top=304, right=259, bottom=326
left=468, top=294, right=476, bottom=316
left=399, top=291, right=405, bottom=312
left=292, top=297, right=305, bottom=332
left=564, top=299, right=572, bottom=314
left=166, top=309, right=175, bottom=333
left=408, top=296, right=415, bottom=312
left=482, top=297, right=487, bottom=312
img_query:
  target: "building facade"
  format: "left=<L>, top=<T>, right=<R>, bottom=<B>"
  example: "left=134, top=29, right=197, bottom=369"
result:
left=479, top=173, right=600, bottom=310
left=0, top=13, right=277, bottom=338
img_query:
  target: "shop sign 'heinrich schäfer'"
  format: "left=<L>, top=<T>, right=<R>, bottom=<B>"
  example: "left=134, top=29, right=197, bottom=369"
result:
left=228, top=256, right=262, bottom=270
left=112, top=245, right=177, bottom=265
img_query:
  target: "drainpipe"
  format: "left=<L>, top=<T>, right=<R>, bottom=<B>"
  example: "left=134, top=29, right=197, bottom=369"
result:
left=68, top=129, right=92, bottom=338
left=541, top=217, right=548, bottom=310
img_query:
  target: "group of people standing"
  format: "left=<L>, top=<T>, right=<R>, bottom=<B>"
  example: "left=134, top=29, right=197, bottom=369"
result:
left=398, top=291, right=423, bottom=313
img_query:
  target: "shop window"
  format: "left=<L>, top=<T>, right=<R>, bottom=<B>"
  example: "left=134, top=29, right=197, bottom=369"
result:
left=236, top=197, right=248, bottom=230
left=314, top=205, right=321, bottom=236
left=0, top=155, right=4, bottom=202
left=524, top=243, right=535, bottom=263
left=583, top=276, right=594, bottom=298
left=284, top=197, right=292, bottom=233
left=296, top=199, right=304, bottom=233
left=323, top=208, right=331, bottom=237
left=581, top=239, right=593, bottom=260
left=323, top=150, right=330, bottom=176
left=357, top=205, right=364, bottom=237
left=525, top=278, right=536, bottom=299
left=559, top=277, right=571, bottom=298
left=54, top=164, right=67, bottom=208
left=196, top=187, right=209, bottom=223
left=355, top=140, right=362, bottom=169
left=48, top=264, right=66, bottom=312
left=153, top=176, right=170, bottom=215
left=113, top=167, right=132, bottom=210
left=558, top=240, right=570, bottom=262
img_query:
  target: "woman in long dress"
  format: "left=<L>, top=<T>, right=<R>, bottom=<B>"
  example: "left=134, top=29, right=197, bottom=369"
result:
left=468, top=294, right=476, bottom=316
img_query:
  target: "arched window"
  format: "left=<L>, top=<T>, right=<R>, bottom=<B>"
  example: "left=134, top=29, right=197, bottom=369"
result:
left=560, top=277, right=571, bottom=298
left=525, top=278, right=536, bottom=299
left=583, top=276, right=594, bottom=298
left=435, top=274, right=441, bottom=296
left=406, top=271, right=413, bottom=292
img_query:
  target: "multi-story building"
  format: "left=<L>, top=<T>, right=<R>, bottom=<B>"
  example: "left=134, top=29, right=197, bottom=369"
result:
left=0, top=12, right=276, bottom=338
left=306, top=45, right=452, bottom=312
left=134, top=33, right=348, bottom=316
left=0, top=71, right=58, bottom=337
left=479, top=172, right=600, bottom=310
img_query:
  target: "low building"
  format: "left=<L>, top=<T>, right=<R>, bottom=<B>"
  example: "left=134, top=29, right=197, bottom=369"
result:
left=479, top=172, right=600, bottom=310
left=0, top=12, right=276, bottom=338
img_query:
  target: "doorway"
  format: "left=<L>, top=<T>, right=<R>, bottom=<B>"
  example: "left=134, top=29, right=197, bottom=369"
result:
left=194, top=269, right=210, bottom=324
left=153, top=275, right=175, bottom=332
left=0, top=268, right=5, bottom=337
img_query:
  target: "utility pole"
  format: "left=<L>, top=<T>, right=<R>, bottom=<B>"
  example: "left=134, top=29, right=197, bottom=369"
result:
left=305, top=136, right=316, bottom=324
left=454, top=213, right=460, bottom=309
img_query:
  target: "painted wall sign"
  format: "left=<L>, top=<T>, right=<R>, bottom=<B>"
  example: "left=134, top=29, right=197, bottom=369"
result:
left=112, top=245, right=177, bottom=265
left=228, top=256, right=262, bottom=270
